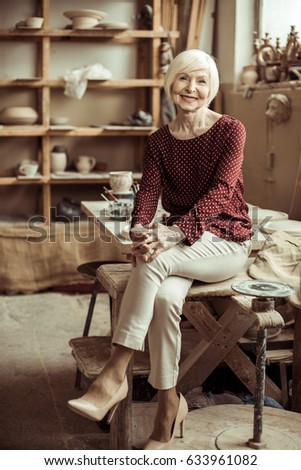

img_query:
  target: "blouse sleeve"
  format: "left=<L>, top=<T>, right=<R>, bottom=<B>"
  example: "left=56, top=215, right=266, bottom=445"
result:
left=130, top=136, right=162, bottom=227
left=175, top=119, right=246, bottom=245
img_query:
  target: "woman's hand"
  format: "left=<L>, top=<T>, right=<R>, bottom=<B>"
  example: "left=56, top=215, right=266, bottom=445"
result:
left=130, top=222, right=185, bottom=263
left=130, top=224, right=151, bottom=266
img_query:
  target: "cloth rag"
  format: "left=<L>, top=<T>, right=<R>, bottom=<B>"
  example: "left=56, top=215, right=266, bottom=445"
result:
left=64, top=63, right=112, bottom=99
left=248, top=230, right=301, bottom=308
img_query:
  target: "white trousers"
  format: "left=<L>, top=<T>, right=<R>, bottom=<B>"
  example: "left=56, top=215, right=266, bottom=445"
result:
left=112, top=231, right=251, bottom=390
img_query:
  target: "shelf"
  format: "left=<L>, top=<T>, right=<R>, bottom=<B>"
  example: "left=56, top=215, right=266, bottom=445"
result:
left=0, top=176, right=48, bottom=185
left=49, top=126, right=155, bottom=136
left=0, top=126, right=155, bottom=137
left=0, top=29, right=180, bottom=40
left=0, top=172, right=142, bottom=186
left=50, top=171, right=142, bottom=184
left=0, top=126, right=47, bottom=136
left=0, top=79, right=164, bottom=89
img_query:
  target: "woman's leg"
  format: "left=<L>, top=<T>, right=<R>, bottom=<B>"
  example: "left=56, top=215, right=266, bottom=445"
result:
left=148, top=275, right=193, bottom=390
left=82, top=345, right=133, bottom=407
left=150, top=387, right=180, bottom=442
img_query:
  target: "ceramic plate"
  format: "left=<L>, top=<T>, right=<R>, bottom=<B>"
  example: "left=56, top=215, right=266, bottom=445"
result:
left=16, top=26, right=43, bottom=30
left=63, top=9, right=107, bottom=20
left=262, top=219, right=301, bottom=236
left=17, top=173, right=42, bottom=180
left=49, top=125, right=76, bottom=130
left=231, top=279, right=295, bottom=297
left=248, top=204, right=288, bottom=223
left=14, top=78, right=42, bottom=82
left=98, top=22, right=129, bottom=30
left=101, top=125, right=153, bottom=131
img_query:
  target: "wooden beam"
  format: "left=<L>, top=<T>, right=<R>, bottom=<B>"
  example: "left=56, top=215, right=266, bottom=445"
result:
left=186, top=0, right=207, bottom=50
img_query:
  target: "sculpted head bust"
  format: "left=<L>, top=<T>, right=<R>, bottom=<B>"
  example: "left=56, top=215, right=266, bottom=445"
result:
left=265, top=94, right=292, bottom=124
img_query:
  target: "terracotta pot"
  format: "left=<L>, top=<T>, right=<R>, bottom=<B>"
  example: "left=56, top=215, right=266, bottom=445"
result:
left=241, top=65, right=258, bottom=85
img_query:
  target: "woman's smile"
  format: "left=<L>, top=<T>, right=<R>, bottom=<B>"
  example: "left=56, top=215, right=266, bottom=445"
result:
left=172, top=69, right=210, bottom=109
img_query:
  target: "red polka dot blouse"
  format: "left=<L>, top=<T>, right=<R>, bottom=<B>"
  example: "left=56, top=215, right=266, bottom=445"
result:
left=131, top=114, right=253, bottom=246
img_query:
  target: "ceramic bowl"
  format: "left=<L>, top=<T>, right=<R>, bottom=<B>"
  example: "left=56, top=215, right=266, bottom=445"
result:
left=50, top=116, right=69, bottom=125
left=0, top=107, right=38, bottom=125
left=25, top=17, right=44, bottom=28
left=72, top=16, right=99, bottom=29
left=63, top=9, right=107, bottom=20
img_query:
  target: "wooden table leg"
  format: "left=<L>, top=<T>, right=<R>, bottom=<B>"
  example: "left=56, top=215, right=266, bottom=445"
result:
left=179, top=299, right=282, bottom=404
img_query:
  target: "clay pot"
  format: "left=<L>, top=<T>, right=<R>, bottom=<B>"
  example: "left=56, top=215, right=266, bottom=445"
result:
left=0, top=106, right=38, bottom=125
left=241, top=65, right=258, bottom=85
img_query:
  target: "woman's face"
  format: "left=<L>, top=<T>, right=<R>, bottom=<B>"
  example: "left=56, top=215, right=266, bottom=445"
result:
left=171, top=69, right=210, bottom=111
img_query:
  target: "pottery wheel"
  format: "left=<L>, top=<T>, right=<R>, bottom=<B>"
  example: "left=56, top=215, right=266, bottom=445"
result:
left=231, top=279, right=295, bottom=298
left=169, top=405, right=301, bottom=450
left=216, top=425, right=300, bottom=450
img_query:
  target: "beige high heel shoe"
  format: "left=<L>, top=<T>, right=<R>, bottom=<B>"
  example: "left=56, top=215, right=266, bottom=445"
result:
left=143, top=393, right=188, bottom=450
left=67, top=376, right=128, bottom=423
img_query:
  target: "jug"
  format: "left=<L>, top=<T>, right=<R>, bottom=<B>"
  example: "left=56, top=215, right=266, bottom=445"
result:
left=75, top=155, right=96, bottom=174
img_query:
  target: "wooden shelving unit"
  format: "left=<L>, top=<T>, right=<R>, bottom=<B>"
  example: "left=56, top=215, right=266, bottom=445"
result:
left=0, top=0, right=180, bottom=222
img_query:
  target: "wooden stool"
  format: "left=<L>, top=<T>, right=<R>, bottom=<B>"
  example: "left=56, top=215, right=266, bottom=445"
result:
left=74, top=260, right=129, bottom=389
left=266, top=349, right=293, bottom=409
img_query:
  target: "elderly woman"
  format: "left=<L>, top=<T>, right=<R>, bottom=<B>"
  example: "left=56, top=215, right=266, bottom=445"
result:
left=68, top=49, right=252, bottom=450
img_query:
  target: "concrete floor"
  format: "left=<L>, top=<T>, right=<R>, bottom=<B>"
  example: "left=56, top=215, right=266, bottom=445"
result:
left=0, top=290, right=111, bottom=450
left=2, top=290, right=301, bottom=452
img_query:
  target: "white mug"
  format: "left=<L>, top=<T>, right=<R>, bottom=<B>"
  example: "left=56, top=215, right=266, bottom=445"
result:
left=109, top=171, right=133, bottom=193
left=18, top=160, right=39, bottom=177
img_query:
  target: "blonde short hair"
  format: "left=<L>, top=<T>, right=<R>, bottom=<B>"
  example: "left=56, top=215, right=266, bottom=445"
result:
left=163, top=49, right=219, bottom=106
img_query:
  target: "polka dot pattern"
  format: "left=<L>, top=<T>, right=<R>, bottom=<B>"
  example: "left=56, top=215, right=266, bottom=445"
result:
left=131, top=115, right=252, bottom=245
